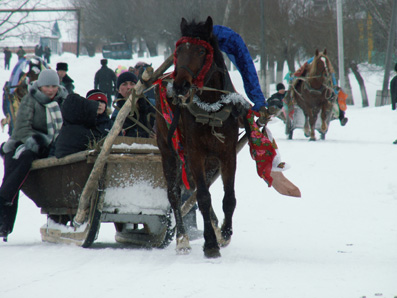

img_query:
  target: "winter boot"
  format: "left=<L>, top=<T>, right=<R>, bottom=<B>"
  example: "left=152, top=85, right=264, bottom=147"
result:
left=340, top=117, right=348, bottom=126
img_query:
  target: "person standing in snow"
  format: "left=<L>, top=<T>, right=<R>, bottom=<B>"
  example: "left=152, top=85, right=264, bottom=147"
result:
left=94, top=59, right=117, bottom=108
left=391, top=63, right=397, bottom=144
left=3, top=47, right=12, bottom=70
left=56, top=62, right=75, bottom=95
left=0, top=69, right=68, bottom=240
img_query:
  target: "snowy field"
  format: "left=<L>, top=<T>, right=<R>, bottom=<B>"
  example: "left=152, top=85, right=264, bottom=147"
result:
left=0, top=52, right=396, bottom=298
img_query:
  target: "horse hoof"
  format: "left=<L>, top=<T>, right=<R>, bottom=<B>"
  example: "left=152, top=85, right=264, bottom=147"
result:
left=204, top=247, right=221, bottom=258
left=176, top=234, right=191, bottom=255
left=309, top=137, right=316, bottom=141
left=219, top=227, right=232, bottom=247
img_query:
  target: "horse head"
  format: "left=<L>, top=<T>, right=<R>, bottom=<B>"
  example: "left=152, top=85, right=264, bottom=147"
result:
left=308, top=48, right=332, bottom=87
left=172, top=16, right=215, bottom=103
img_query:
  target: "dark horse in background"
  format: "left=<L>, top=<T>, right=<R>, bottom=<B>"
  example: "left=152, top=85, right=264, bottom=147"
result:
left=290, top=49, right=336, bottom=141
left=155, top=17, right=246, bottom=258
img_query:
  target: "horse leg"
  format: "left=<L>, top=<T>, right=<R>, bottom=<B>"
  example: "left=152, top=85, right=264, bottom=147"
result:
left=320, top=104, right=328, bottom=133
left=157, top=127, right=191, bottom=254
left=190, top=160, right=220, bottom=258
left=218, top=157, right=237, bottom=247
left=165, top=156, right=191, bottom=254
left=308, top=113, right=317, bottom=141
left=303, top=116, right=311, bottom=138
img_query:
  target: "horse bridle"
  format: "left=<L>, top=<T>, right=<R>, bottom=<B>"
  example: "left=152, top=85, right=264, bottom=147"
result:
left=172, top=37, right=214, bottom=89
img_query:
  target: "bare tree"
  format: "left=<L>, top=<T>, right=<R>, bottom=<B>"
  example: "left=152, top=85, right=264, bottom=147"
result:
left=0, top=0, right=45, bottom=42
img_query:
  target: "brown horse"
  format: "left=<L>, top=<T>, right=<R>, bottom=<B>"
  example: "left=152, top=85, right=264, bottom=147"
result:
left=291, top=49, right=335, bottom=140
left=155, top=17, right=247, bottom=258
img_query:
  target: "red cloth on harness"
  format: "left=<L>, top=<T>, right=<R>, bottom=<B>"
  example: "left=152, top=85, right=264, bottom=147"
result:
left=155, top=79, right=190, bottom=189
left=246, top=109, right=276, bottom=187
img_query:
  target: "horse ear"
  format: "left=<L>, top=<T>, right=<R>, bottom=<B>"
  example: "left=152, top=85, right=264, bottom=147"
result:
left=323, top=48, right=327, bottom=55
left=205, top=16, right=213, bottom=33
left=181, top=18, right=188, bottom=32
left=315, top=49, right=319, bottom=56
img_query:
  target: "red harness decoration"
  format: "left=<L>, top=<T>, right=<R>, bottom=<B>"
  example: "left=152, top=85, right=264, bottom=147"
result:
left=246, top=109, right=277, bottom=187
left=154, top=78, right=190, bottom=189
left=172, top=37, right=214, bottom=88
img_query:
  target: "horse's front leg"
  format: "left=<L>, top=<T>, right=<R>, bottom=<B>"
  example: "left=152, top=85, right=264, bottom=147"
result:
left=303, top=116, right=310, bottom=138
left=320, top=104, right=328, bottom=133
left=219, top=156, right=237, bottom=247
left=194, top=171, right=220, bottom=258
left=308, top=113, right=317, bottom=141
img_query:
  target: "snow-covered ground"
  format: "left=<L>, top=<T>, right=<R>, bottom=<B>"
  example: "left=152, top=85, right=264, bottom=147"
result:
left=0, top=52, right=396, bottom=298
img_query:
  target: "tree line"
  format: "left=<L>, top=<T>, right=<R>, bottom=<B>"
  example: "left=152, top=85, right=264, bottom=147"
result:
left=1, top=0, right=395, bottom=105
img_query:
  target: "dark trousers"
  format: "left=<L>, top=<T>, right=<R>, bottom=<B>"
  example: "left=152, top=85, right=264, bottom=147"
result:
left=0, top=149, right=37, bottom=234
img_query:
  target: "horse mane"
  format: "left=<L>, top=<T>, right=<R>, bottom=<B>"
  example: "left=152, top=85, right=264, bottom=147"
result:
left=180, top=18, right=225, bottom=69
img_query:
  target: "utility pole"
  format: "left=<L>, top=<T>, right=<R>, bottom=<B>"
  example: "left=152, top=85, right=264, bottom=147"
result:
left=336, top=0, right=345, bottom=91
left=260, top=0, right=267, bottom=97
left=381, top=0, right=397, bottom=105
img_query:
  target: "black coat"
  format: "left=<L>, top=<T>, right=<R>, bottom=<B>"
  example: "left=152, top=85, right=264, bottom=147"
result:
left=55, top=94, right=111, bottom=158
left=390, top=75, right=397, bottom=110
left=267, top=91, right=285, bottom=109
left=61, top=74, right=75, bottom=95
left=111, top=93, right=152, bottom=138
left=94, top=66, right=117, bottom=93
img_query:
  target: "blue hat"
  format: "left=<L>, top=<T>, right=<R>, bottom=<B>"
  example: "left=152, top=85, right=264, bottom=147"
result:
left=117, top=72, right=138, bottom=90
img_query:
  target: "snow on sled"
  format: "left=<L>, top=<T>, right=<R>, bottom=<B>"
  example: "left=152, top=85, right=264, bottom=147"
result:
left=22, top=136, right=174, bottom=248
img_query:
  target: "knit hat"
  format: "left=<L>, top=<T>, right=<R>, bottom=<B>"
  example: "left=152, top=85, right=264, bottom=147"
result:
left=56, top=62, right=68, bottom=71
left=116, top=71, right=138, bottom=90
left=86, top=89, right=108, bottom=105
left=276, top=83, right=285, bottom=91
left=37, top=69, right=60, bottom=87
left=101, top=59, right=108, bottom=66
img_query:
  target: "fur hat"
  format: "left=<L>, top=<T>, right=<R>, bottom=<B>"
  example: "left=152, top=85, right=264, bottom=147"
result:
left=86, top=89, right=108, bottom=105
left=276, top=83, right=286, bottom=91
left=101, top=59, right=108, bottom=66
left=37, top=69, right=60, bottom=87
left=116, top=71, right=138, bottom=90
left=56, top=62, right=68, bottom=71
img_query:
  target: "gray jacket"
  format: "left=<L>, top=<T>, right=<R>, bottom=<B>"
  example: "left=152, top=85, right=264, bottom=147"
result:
left=3, top=81, right=68, bottom=153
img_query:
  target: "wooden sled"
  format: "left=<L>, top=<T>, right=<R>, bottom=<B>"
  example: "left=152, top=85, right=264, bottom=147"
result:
left=22, top=137, right=174, bottom=248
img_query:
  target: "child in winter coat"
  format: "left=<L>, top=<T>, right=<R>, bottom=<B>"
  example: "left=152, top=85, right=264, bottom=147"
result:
left=54, top=89, right=111, bottom=158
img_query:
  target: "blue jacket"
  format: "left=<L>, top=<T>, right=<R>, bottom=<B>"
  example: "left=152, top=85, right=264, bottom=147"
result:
left=213, top=25, right=267, bottom=111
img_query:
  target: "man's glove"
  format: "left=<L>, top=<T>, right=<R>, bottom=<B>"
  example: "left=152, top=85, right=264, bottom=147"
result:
left=257, top=106, right=271, bottom=126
